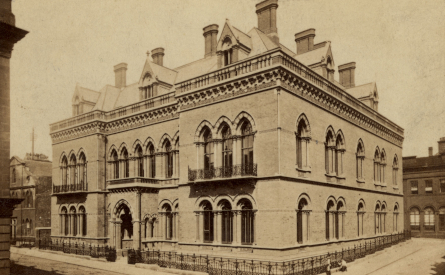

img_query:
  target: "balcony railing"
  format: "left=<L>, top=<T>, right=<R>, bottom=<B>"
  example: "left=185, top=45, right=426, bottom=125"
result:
left=53, top=181, right=88, bottom=194
left=107, top=177, right=179, bottom=186
left=188, top=164, right=257, bottom=181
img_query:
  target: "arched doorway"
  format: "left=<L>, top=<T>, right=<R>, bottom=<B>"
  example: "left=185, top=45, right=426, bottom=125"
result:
left=115, top=202, right=133, bottom=250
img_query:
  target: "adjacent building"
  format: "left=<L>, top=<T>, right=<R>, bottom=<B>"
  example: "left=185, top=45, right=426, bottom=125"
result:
left=403, top=138, right=445, bottom=238
left=0, top=0, right=28, bottom=273
left=49, top=0, right=404, bottom=258
left=10, top=153, right=52, bottom=243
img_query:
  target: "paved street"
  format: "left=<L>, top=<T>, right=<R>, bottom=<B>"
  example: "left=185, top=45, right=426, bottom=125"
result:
left=344, top=238, right=445, bottom=275
left=11, top=253, right=124, bottom=275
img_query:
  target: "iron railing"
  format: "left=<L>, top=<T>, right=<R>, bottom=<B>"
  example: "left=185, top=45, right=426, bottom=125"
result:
left=10, top=237, right=35, bottom=247
left=53, top=181, right=88, bottom=194
left=38, top=239, right=116, bottom=262
left=128, top=231, right=410, bottom=275
left=188, top=164, right=257, bottom=181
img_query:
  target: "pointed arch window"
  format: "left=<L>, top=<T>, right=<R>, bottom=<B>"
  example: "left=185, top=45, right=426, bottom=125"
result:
left=27, top=191, right=33, bottom=208
left=12, top=168, right=16, bottom=183
left=162, top=204, right=173, bottom=240
left=336, top=201, right=345, bottom=239
left=79, top=206, right=87, bottom=236
left=121, top=148, right=129, bottom=178
left=325, top=130, right=335, bottom=175
left=220, top=200, right=233, bottom=244
left=357, top=202, right=365, bottom=237
left=164, top=140, right=173, bottom=178
left=60, top=156, right=68, bottom=185
left=356, top=141, right=365, bottom=181
left=135, top=145, right=144, bottom=177
left=424, top=207, right=435, bottom=231
left=439, top=208, right=445, bottom=231
left=375, top=204, right=386, bottom=234
left=147, top=144, right=156, bottom=178
left=239, top=199, right=254, bottom=245
left=202, top=201, right=214, bottom=243
left=222, top=38, right=233, bottom=66
left=296, top=198, right=310, bottom=244
left=296, top=118, right=310, bottom=170
left=392, top=156, right=398, bottom=186
left=69, top=155, right=77, bottom=185
left=221, top=125, right=233, bottom=177
left=393, top=205, right=399, bottom=232
left=203, top=128, right=214, bottom=175
left=241, top=121, right=254, bottom=175
left=111, top=150, right=119, bottom=179
left=380, top=151, right=386, bottom=184
left=325, top=200, right=336, bottom=241
left=79, top=152, right=87, bottom=189
left=60, top=207, right=68, bottom=236
left=373, top=149, right=380, bottom=184
left=335, top=133, right=345, bottom=177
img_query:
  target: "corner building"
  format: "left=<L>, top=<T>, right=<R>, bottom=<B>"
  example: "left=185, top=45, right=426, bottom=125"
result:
left=50, top=0, right=405, bottom=258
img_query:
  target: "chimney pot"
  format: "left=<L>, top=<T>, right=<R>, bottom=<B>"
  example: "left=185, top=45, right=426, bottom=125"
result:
left=114, top=63, right=127, bottom=89
left=438, top=137, right=445, bottom=155
left=294, top=29, right=316, bottom=55
left=429, top=147, right=433, bottom=157
left=338, top=62, right=356, bottom=88
left=256, top=0, right=279, bottom=45
left=203, top=24, right=219, bottom=58
left=151, top=47, right=165, bottom=66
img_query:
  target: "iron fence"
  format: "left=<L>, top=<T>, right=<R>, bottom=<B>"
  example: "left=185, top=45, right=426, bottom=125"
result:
left=188, top=164, right=258, bottom=181
left=38, top=239, right=116, bottom=262
left=11, top=237, right=35, bottom=248
left=128, top=230, right=410, bottom=275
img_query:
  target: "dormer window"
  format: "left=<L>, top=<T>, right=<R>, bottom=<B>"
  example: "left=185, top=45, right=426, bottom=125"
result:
left=141, top=72, right=156, bottom=100
left=143, top=85, right=154, bottom=100
left=222, top=38, right=233, bottom=66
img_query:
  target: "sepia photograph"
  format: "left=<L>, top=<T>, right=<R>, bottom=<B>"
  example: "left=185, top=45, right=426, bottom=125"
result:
left=1, top=0, right=445, bottom=274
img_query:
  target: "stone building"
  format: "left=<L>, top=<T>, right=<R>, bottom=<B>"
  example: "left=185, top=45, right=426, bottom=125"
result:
left=0, top=0, right=27, bottom=273
left=403, top=138, right=445, bottom=238
left=10, top=154, right=52, bottom=242
left=49, top=0, right=404, bottom=258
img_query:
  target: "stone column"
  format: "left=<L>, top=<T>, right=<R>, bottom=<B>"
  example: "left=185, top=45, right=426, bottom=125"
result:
left=133, top=191, right=141, bottom=249
left=116, top=221, right=122, bottom=249
left=59, top=214, right=63, bottom=235
left=195, top=213, right=200, bottom=242
left=175, top=151, right=180, bottom=178
left=77, top=214, right=82, bottom=236
left=235, top=211, right=241, bottom=245
left=214, top=212, right=220, bottom=244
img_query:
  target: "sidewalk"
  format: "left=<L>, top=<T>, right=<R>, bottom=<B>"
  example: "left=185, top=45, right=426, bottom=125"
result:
left=11, top=246, right=206, bottom=275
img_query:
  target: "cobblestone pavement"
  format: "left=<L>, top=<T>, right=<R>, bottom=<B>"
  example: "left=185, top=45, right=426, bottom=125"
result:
left=10, top=253, right=125, bottom=275
left=343, top=238, right=445, bottom=275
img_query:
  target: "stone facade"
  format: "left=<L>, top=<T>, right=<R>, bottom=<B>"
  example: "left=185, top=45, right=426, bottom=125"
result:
left=50, top=0, right=404, bottom=259
left=9, top=154, right=52, bottom=242
left=403, top=139, right=445, bottom=238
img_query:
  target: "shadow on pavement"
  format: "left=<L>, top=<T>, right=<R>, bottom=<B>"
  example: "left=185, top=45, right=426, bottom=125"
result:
left=430, top=256, right=445, bottom=275
left=10, top=261, right=61, bottom=275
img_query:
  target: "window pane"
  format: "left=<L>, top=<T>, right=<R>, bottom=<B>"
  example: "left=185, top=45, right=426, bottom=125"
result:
left=411, top=181, right=418, bottom=194
left=425, top=180, right=433, bottom=193
left=440, top=179, right=445, bottom=193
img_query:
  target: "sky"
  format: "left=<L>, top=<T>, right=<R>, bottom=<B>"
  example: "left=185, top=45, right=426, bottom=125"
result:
left=9, top=0, right=445, bottom=160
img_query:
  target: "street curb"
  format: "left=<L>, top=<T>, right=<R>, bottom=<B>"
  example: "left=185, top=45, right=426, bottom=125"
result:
left=135, top=263, right=208, bottom=275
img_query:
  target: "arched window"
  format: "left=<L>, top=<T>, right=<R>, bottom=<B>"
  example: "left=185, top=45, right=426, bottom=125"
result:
left=393, top=204, right=399, bottom=232
left=381, top=204, right=386, bottom=233
left=356, top=141, right=365, bottom=181
left=60, top=207, right=68, bottom=236
left=69, top=154, right=77, bottom=185
left=373, top=149, right=380, bottom=183
left=79, top=152, right=87, bottom=189
left=61, top=156, right=68, bottom=185
left=121, top=148, right=129, bottom=178
left=219, top=200, right=233, bottom=244
left=201, top=201, right=214, bottom=242
left=325, top=129, right=335, bottom=175
left=147, top=144, right=156, bottom=178
left=203, top=128, right=214, bottom=176
left=296, top=117, right=310, bottom=170
left=439, top=208, right=445, bottom=231
left=374, top=204, right=381, bottom=234
left=424, top=207, right=435, bottom=231
left=151, top=218, right=157, bottom=238
left=336, top=201, right=345, bottom=239
left=222, top=38, right=233, bottom=66
left=380, top=150, right=386, bottom=184
left=221, top=125, right=233, bottom=177
left=79, top=206, right=87, bottom=236
left=241, top=121, right=254, bottom=175
left=357, top=202, right=365, bottom=237
left=239, top=199, right=254, bottom=245
left=27, top=191, right=33, bottom=208
left=392, top=155, right=398, bottom=186
left=135, top=145, right=144, bottom=177
left=70, top=207, right=77, bottom=236
left=164, top=140, right=173, bottom=178
left=296, top=197, right=310, bottom=244
left=410, top=208, right=420, bottom=231
left=174, top=138, right=179, bottom=178
left=326, top=200, right=335, bottom=241
left=335, top=132, right=345, bottom=176
left=12, top=168, right=16, bottom=183
left=163, top=204, right=173, bottom=240
left=111, top=150, right=119, bottom=179
left=25, top=219, right=30, bottom=236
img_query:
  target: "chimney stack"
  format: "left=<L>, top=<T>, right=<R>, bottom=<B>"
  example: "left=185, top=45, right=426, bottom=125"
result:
left=114, top=63, right=127, bottom=89
left=338, top=62, right=356, bottom=88
left=256, top=0, right=279, bottom=45
left=438, top=137, right=445, bottom=155
left=294, top=29, right=315, bottom=55
left=429, top=147, right=433, bottom=157
left=203, top=24, right=218, bottom=58
left=151, top=47, right=165, bottom=66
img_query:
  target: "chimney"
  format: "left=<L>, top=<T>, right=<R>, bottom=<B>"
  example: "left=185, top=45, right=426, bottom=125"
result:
left=338, top=62, right=356, bottom=88
left=429, top=147, right=433, bottom=156
left=203, top=24, right=219, bottom=58
left=438, top=137, right=445, bottom=155
left=294, top=29, right=315, bottom=55
left=114, top=63, right=127, bottom=89
left=151, top=47, right=165, bottom=66
left=256, top=0, right=279, bottom=45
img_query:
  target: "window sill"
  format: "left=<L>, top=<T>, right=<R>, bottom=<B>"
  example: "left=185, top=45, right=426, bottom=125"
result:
left=374, top=182, right=381, bottom=186
left=356, top=179, right=365, bottom=184
left=296, top=166, right=311, bottom=173
left=336, top=175, right=346, bottom=180
left=325, top=173, right=336, bottom=178
left=393, top=186, right=399, bottom=190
